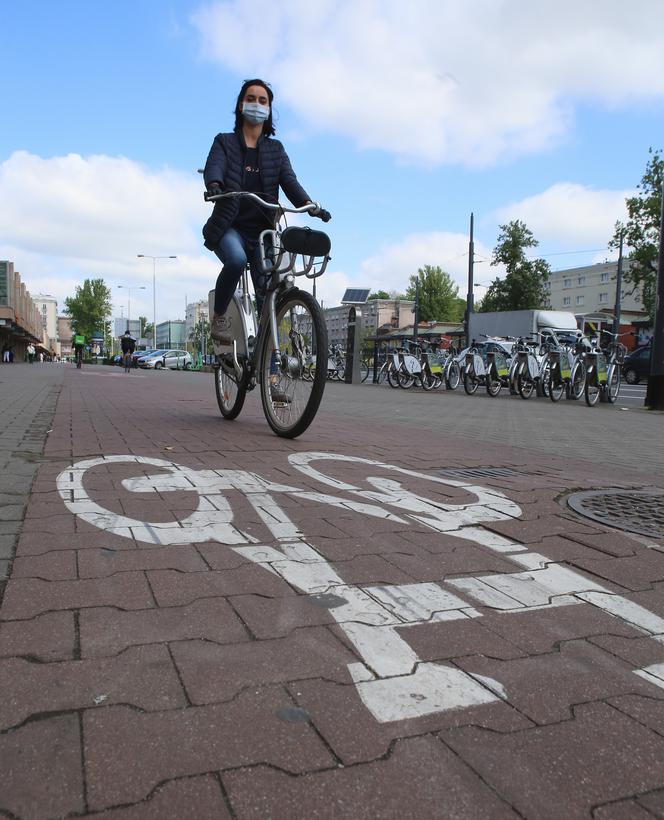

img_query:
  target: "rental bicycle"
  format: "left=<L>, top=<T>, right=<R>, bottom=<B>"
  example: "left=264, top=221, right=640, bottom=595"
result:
left=205, top=190, right=331, bottom=438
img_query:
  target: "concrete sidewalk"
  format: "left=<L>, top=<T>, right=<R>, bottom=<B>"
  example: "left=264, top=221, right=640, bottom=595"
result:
left=1, top=364, right=664, bottom=819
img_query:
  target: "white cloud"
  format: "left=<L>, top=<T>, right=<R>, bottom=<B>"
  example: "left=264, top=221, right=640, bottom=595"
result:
left=0, top=151, right=219, bottom=323
left=191, top=0, right=664, bottom=165
left=492, top=182, right=632, bottom=247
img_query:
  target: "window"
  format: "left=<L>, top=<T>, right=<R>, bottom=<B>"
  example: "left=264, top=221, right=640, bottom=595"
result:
left=563, top=278, right=571, bottom=289
left=563, top=296, right=571, bottom=306
left=575, top=295, right=584, bottom=305
left=600, top=272, right=609, bottom=283
left=578, top=275, right=586, bottom=286
left=598, top=292, right=608, bottom=304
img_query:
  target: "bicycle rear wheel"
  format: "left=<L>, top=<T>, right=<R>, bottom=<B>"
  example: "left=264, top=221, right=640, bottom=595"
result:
left=387, top=365, right=401, bottom=388
left=359, top=360, right=370, bottom=382
left=258, top=288, right=327, bottom=438
left=214, top=359, right=248, bottom=420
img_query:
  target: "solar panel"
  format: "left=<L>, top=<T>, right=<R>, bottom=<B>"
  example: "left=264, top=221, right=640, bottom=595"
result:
left=341, top=288, right=371, bottom=304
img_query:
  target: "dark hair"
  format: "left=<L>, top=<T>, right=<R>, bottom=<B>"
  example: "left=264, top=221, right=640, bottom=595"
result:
left=234, top=78, right=275, bottom=137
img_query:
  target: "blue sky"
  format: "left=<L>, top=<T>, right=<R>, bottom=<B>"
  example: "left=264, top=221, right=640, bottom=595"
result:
left=1, top=0, right=664, bottom=325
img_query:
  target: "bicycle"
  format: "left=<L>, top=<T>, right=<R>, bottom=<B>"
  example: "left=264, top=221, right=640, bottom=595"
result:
left=584, top=331, right=626, bottom=407
left=205, top=190, right=331, bottom=438
left=122, top=351, right=133, bottom=374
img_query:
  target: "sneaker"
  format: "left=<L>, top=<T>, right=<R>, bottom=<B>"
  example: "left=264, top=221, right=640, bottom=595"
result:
left=210, top=313, right=232, bottom=343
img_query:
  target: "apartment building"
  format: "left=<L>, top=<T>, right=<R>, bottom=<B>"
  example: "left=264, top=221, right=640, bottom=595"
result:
left=185, top=299, right=209, bottom=342
left=0, top=261, right=47, bottom=360
left=323, top=298, right=416, bottom=347
left=546, top=260, right=646, bottom=327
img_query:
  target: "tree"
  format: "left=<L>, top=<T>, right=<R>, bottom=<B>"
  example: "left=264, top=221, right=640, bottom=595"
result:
left=64, top=278, right=113, bottom=340
left=611, top=147, right=663, bottom=321
left=189, top=318, right=211, bottom=355
left=405, top=265, right=462, bottom=323
left=368, top=290, right=391, bottom=300
left=138, top=316, right=149, bottom=337
left=478, top=220, right=550, bottom=312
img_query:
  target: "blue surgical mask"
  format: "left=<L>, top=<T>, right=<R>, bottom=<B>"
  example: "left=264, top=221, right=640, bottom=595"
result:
left=241, top=102, right=270, bottom=124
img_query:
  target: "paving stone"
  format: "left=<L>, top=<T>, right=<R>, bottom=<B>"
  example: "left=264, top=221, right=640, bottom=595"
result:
left=231, top=592, right=336, bottom=638
left=590, top=633, right=664, bottom=670
left=0, top=714, right=84, bottom=819
left=15, top=528, right=128, bottom=555
left=77, top=774, right=231, bottom=819
left=401, top=617, right=526, bottom=662
left=77, top=544, right=209, bottom=577
left=1, top=571, right=155, bottom=619
left=0, top=644, right=186, bottom=729
left=11, top=549, right=77, bottom=580
left=609, top=694, right=664, bottom=736
left=572, top=550, right=664, bottom=592
left=0, top=610, right=76, bottom=660
left=443, top=702, right=664, bottom=819
left=146, top=565, right=292, bottom=607
left=172, top=626, right=356, bottom=704
left=593, top=799, right=656, bottom=819
left=83, top=688, right=335, bottom=810
left=382, top=540, right=519, bottom=581
left=567, top=529, right=646, bottom=558
left=288, top=673, right=533, bottom=766
left=638, top=789, right=664, bottom=816
left=456, top=638, right=664, bottom=725
left=479, top=601, right=642, bottom=655
left=223, top=734, right=519, bottom=819
left=20, top=513, right=76, bottom=533
left=80, top=597, right=248, bottom=658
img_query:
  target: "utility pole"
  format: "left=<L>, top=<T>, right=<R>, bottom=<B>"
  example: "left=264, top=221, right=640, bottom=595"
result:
left=645, top=181, right=664, bottom=410
left=413, top=278, right=419, bottom=345
left=465, top=212, right=474, bottom=345
left=612, top=231, right=624, bottom=336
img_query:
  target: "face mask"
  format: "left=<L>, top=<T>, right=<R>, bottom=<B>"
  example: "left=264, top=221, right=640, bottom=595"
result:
left=241, top=102, right=270, bottom=124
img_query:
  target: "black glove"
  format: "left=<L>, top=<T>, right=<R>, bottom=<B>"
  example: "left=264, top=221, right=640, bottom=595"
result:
left=308, top=203, right=331, bottom=222
left=206, top=182, right=223, bottom=199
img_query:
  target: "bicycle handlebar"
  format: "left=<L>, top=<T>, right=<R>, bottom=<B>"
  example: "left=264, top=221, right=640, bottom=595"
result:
left=204, top=189, right=323, bottom=217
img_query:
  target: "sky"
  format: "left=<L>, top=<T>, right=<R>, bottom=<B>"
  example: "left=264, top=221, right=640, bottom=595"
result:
left=1, top=0, right=664, bottom=329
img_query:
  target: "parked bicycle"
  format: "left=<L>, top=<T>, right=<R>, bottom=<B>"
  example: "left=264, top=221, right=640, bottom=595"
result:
left=584, top=331, right=626, bottom=407
left=205, top=190, right=331, bottom=438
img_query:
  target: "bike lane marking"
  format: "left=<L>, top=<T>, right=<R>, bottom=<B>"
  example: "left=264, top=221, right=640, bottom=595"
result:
left=56, top=452, right=664, bottom=722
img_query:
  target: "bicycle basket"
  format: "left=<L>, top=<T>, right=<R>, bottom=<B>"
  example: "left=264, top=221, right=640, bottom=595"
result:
left=280, top=226, right=331, bottom=258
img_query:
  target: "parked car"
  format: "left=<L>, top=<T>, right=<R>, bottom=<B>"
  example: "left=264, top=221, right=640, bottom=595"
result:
left=138, top=349, right=192, bottom=370
left=622, top=345, right=651, bottom=384
left=131, top=348, right=158, bottom=367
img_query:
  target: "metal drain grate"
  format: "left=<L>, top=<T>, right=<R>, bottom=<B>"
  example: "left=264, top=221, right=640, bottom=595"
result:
left=439, top=466, right=522, bottom=479
left=567, top=489, right=664, bottom=538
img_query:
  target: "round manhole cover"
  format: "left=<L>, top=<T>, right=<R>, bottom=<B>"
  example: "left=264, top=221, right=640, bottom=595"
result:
left=567, top=489, right=664, bottom=539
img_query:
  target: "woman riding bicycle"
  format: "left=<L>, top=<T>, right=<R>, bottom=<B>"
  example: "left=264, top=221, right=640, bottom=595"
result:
left=202, top=78, right=330, bottom=343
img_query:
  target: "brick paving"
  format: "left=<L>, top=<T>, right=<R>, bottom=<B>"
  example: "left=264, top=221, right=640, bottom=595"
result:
left=1, top=363, right=664, bottom=818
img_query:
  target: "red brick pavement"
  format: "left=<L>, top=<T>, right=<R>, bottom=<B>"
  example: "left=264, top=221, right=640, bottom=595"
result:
left=1, top=366, right=664, bottom=818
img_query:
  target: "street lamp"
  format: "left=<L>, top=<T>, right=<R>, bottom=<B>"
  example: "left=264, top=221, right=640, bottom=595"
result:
left=136, top=255, right=177, bottom=350
left=117, top=284, right=146, bottom=331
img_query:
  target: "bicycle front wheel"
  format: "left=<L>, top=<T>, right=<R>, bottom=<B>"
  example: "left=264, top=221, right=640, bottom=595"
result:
left=584, top=372, right=601, bottom=407
left=214, top=360, right=248, bottom=420
left=548, top=374, right=565, bottom=403
left=606, top=364, right=621, bottom=404
left=445, top=360, right=461, bottom=390
left=571, top=360, right=586, bottom=400
left=464, top=370, right=479, bottom=395
left=258, top=289, right=327, bottom=438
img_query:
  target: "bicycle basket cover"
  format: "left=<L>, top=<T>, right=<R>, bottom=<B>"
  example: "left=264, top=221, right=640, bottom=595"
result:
left=280, top=226, right=330, bottom=257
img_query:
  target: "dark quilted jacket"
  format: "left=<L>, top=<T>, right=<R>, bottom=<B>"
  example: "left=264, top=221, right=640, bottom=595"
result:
left=202, top=129, right=310, bottom=250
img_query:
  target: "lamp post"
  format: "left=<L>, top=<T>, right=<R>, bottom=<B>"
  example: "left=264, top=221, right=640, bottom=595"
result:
left=117, top=284, right=146, bottom=331
left=137, top=255, right=177, bottom=350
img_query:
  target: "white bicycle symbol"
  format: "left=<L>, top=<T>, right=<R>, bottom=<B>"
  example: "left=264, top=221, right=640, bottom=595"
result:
left=57, top=452, right=664, bottom=723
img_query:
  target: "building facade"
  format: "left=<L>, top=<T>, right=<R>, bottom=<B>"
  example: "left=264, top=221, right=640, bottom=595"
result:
left=185, top=299, right=209, bottom=344
left=156, top=320, right=187, bottom=349
left=0, top=261, right=47, bottom=360
left=32, top=294, right=59, bottom=351
left=323, top=299, right=416, bottom=348
left=57, top=316, right=73, bottom=359
left=114, top=318, right=142, bottom=339
left=546, top=260, right=647, bottom=330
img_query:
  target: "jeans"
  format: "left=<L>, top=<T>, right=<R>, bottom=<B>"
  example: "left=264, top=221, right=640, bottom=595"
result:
left=213, top=228, right=267, bottom=317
